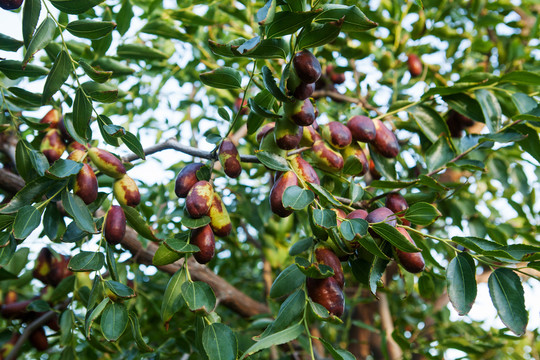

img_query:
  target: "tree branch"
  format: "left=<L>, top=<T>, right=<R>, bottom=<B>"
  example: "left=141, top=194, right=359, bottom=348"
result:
left=6, top=299, right=70, bottom=360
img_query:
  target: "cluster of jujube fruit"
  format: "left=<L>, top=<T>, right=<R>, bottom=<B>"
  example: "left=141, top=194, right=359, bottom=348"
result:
left=255, top=50, right=423, bottom=317
left=173, top=139, right=239, bottom=263
left=37, top=109, right=141, bottom=247
left=0, top=248, right=74, bottom=357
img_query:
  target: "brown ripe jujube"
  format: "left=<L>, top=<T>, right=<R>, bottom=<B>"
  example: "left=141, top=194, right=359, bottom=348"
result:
left=113, top=175, right=141, bottom=207
left=29, top=327, right=49, bottom=351
left=366, top=207, right=397, bottom=227
left=186, top=181, right=214, bottom=218
left=290, top=156, right=320, bottom=185
left=368, top=158, right=381, bottom=180
left=408, top=54, right=423, bottom=78
left=87, top=148, right=126, bottom=179
left=312, top=140, right=344, bottom=172
left=104, top=205, right=126, bottom=245
left=306, top=277, right=344, bottom=317
left=274, top=116, right=302, bottom=150
left=0, top=0, right=23, bottom=9
left=74, top=163, right=98, bottom=205
left=33, top=248, right=54, bottom=285
left=346, top=209, right=368, bottom=220
left=208, top=193, right=232, bottom=237
left=256, top=122, right=276, bottom=143
left=67, top=149, right=86, bottom=163
left=315, top=246, right=345, bottom=289
left=269, top=171, right=298, bottom=217
left=218, top=139, right=242, bottom=178
left=300, top=125, right=322, bottom=147
left=326, top=65, right=346, bottom=84
left=321, top=121, right=352, bottom=149
left=190, top=225, right=215, bottom=264
left=175, top=163, right=204, bottom=198
left=293, top=50, right=322, bottom=84
left=372, top=119, right=399, bottom=158
left=347, top=115, right=376, bottom=143
left=39, top=108, right=61, bottom=129
left=291, top=81, right=315, bottom=100
left=40, top=129, right=66, bottom=163
left=331, top=208, right=347, bottom=226
left=67, top=141, right=86, bottom=154
left=385, top=192, right=410, bottom=226
left=284, top=99, right=316, bottom=126
left=447, top=110, right=475, bottom=138
left=395, top=228, right=425, bottom=273
left=0, top=300, right=33, bottom=319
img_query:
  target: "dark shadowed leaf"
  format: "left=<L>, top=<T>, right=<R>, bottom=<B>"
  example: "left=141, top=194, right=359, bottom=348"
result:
left=13, top=205, right=41, bottom=239
left=269, top=264, right=306, bottom=298
left=447, top=253, right=477, bottom=315
left=117, top=44, right=169, bottom=61
left=295, top=257, right=334, bottom=279
left=202, top=323, right=238, bottom=360
left=22, top=0, right=41, bottom=47
left=50, top=0, right=105, bottom=14
left=0, top=60, right=49, bottom=80
left=101, top=302, right=128, bottom=341
left=42, top=50, right=71, bottom=103
left=240, top=323, right=303, bottom=359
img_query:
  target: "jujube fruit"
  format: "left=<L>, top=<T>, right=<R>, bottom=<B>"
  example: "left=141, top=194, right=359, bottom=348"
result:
left=342, top=143, right=369, bottom=176
left=87, top=147, right=126, bottom=179
left=218, top=139, right=242, bottom=178
left=408, top=54, right=423, bottom=78
left=300, top=125, right=322, bottom=147
left=74, top=163, right=98, bottom=205
left=293, top=50, right=322, bottom=84
left=347, top=115, right=376, bottom=143
left=290, top=156, right=320, bottom=185
left=311, top=140, right=344, bottom=172
left=0, top=0, right=23, bottom=9
left=366, top=207, right=397, bottom=227
left=40, top=129, right=66, bottom=163
left=385, top=192, right=410, bottom=226
left=175, top=163, right=204, bottom=198
left=104, top=205, right=126, bottom=245
left=208, top=193, right=232, bottom=237
left=315, top=246, right=345, bottom=288
left=372, top=119, right=399, bottom=158
left=291, top=81, right=315, bottom=100
left=284, top=99, right=316, bottom=126
left=39, top=108, right=61, bottom=129
left=346, top=209, right=368, bottom=220
left=395, top=228, right=425, bottom=273
left=321, top=121, right=352, bottom=149
left=256, top=122, right=276, bottom=143
left=67, top=149, right=86, bottom=163
left=306, top=277, right=344, bottom=317
left=259, top=128, right=286, bottom=157
left=186, top=181, right=214, bottom=218
left=190, top=225, right=215, bottom=264
left=326, top=65, right=345, bottom=84
left=274, top=116, right=302, bottom=150
left=113, top=175, right=141, bottom=207
left=29, top=327, right=49, bottom=351
left=269, top=171, right=298, bottom=217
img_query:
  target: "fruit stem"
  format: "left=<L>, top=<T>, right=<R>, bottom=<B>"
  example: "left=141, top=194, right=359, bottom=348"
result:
left=303, top=302, right=316, bottom=360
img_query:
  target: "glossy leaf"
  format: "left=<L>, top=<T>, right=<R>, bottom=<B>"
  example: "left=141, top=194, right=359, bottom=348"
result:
left=447, top=253, right=477, bottom=315
left=13, top=205, right=41, bottom=239
left=85, top=298, right=110, bottom=338
left=101, top=302, right=128, bottom=342
left=122, top=205, right=158, bottom=241
left=50, top=0, right=105, bottom=14
left=46, top=159, right=83, bottom=179
left=79, top=60, right=113, bottom=83
left=69, top=251, right=105, bottom=272
left=181, top=281, right=216, bottom=314
left=128, top=313, right=154, bottom=352
left=340, top=218, right=368, bottom=241
left=425, top=136, right=455, bottom=172
left=153, top=244, right=182, bottom=266
left=42, top=50, right=71, bottom=103
left=0, top=60, right=49, bottom=80
left=22, top=0, right=41, bottom=48
left=295, top=257, right=334, bottom=279
left=269, top=264, right=306, bottom=298
left=202, top=323, right=238, bottom=360
left=370, top=223, right=420, bottom=252
left=255, top=151, right=290, bottom=171
left=404, top=202, right=442, bottom=226
left=266, top=11, right=320, bottom=38
left=488, top=269, right=528, bottom=336
left=23, top=17, right=56, bottom=66
left=61, top=190, right=96, bottom=234
left=0, top=34, right=23, bottom=52
left=200, top=67, right=242, bottom=89
left=409, top=105, right=449, bottom=143
left=261, top=66, right=290, bottom=102
left=282, top=186, right=315, bottom=210
left=117, top=44, right=169, bottom=61
left=161, top=268, right=186, bottom=324
left=315, top=5, right=377, bottom=31
left=476, top=89, right=502, bottom=132
left=240, top=323, right=304, bottom=359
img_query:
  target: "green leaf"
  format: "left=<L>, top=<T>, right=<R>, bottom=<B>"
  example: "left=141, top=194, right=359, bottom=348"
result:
left=140, top=19, right=189, bottom=41
left=261, top=66, right=290, bottom=102
left=247, top=90, right=275, bottom=135
left=499, top=71, right=540, bottom=86
left=202, top=323, right=238, bottom=360
left=269, top=264, right=306, bottom=298
left=50, top=0, right=105, bottom=14
left=66, top=20, right=116, bottom=40
left=73, top=87, right=92, bottom=140
left=282, top=186, right=315, bottom=210
left=23, top=17, right=56, bottom=66
left=7, top=87, right=42, bottom=106
left=488, top=268, right=528, bottom=336
left=81, top=81, right=118, bottom=103
left=105, top=280, right=136, bottom=300
left=248, top=98, right=281, bottom=119
left=122, top=131, right=145, bottom=160
left=29, top=150, right=49, bottom=176
left=476, top=89, right=502, bottom=132
left=515, top=123, right=540, bottom=163
left=511, top=93, right=538, bottom=115
left=116, top=0, right=134, bottom=36
left=370, top=223, right=420, bottom=252
left=128, top=313, right=154, bottom=352
left=298, top=19, right=344, bottom=49
left=42, top=50, right=71, bottom=103
left=101, top=302, right=128, bottom=342
left=85, top=298, right=109, bottom=338
left=255, top=151, right=290, bottom=171
left=295, top=257, right=334, bottom=279
left=308, top=183, right=342, bottom=207
left=240, top=323, right=304, bottom=359
left=199, top=67, right=242, bottom=89
left=260, top=290, right=305, bottom=337
left=369, top=255, right=390, bottom=295
left=404, top=202, right=441, bottom=226
left=256, top=0, right=276, bottom=25
left=0, top=177, right=56, bottom=214
left=0, top=60, right=49, bottom=80
left=339, top=218, right=368, bottom=241
left=153, top=244, right=182, bottom=266
left=218, top=108, right=230, bottom=122
left=46, top=159, right=83, bottom=179
left=369, top=146, right=396, bottom=180
left=289, top=237, right=314, bottom=256
left=447, top=253, right=477, bottom=315
left=92, top=58, right=134, bottom=77
left=408, top=105, right=449, bottom=143
left=121, top=205, right=158, bottom=241
left=161, top=268, right=186, bottom=324
left=309, top=299, right=342, bottom=323
left=117, top=44, right=169, bottom=61
left=61, top=191, right=96, bottom=234
left=97, top=115, right=120, bottom=146
left=22, top=0, right=41, bottom=48
left=181, top=281, right=216, bottom=314
left=315, top=5, right=377, bottom=32
left=79, top=60, right=113, bottom=83
left=443, top=93, right=485, bottom=124
left=0, top=34, right=23, bottom=52
left=312, top=209, right=337, bottom=229
left=425, top=136, right=455, bottom=172
left=68, top=251, right=105, bottom=272
left=266, top=11, right=320, bottom=38
left=182, top=213, right=211, bottom=229
left=28, top=299, right=51, bottom=312
left=165, top=233, right=200, bottom=254
left=317, top=337, right=356, bottom=360
left=13, top=205, right=40, bottom=239
left=209, top=38, right=288, bottom=60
